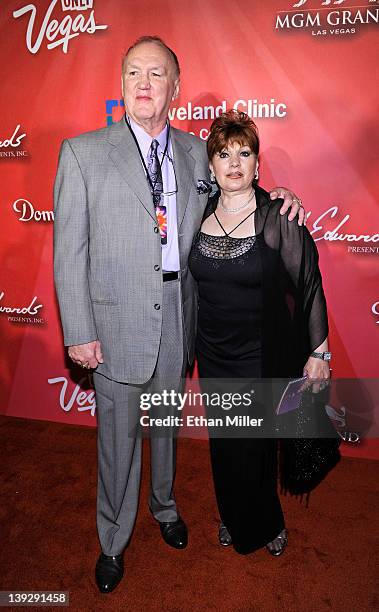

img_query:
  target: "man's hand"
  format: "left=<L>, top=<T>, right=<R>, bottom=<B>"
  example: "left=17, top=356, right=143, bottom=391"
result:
left=68, top=340, right=103, bottom=369
left=270, top=187, right=306, bottom=225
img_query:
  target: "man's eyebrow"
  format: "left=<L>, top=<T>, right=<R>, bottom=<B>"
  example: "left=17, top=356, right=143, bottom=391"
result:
left=125, top=63, right=167, bottom=71
left=148, top=65, right=167, bottom=72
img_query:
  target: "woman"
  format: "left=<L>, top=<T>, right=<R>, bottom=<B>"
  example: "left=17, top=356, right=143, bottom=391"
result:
left=188, top=110, right=330, bottom=556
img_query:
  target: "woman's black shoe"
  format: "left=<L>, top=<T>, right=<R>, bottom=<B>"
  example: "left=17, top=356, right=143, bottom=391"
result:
left=218, top=522, right=232, bottom=546
left=266, top=529, right=288, bottom=557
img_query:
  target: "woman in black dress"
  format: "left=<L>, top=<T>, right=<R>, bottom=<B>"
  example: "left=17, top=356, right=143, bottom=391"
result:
left=188, top=110, right=330, bottom=556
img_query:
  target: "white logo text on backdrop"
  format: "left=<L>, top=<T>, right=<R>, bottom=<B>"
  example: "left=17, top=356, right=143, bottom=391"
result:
left=372, top=302, right=379, bottom=323
left=13, top=0, right=108, bottom=54
left=0, top=291, right=45, bottom=324
left=308, top=206, right=379, bottom=252
left=276, top=0, right=378, bottom=37
left=293, top=1, right=346, bottom=6
left=48, top=376, right=96, bottom=417
left=0, top=126, right=26, bottom=148
left=0, top=126, right=27, bottom=158
left=13, top=199, right=54, bottom=222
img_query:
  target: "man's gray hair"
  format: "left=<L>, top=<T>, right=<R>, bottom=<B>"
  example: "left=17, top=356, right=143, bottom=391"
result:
left=122, top=36, right=180, bottom=77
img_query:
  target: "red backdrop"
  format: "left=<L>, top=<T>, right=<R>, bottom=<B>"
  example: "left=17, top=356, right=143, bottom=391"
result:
left=1, top=0, right=378, bottom=457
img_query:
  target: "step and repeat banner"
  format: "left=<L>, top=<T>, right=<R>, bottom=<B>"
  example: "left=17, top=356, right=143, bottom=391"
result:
left=0, top=0, right=378, bottom=457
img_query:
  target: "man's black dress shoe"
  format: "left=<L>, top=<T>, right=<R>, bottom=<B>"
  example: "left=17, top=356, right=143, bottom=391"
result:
left=159, top=517, right=188, bottom=549
left=95, top=552, right=124, bottom=593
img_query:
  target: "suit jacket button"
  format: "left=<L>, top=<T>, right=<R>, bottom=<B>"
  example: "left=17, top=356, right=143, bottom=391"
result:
left=154, top=227, right=159, bottom=233
left=154, top=265, right=160, bottom=271
left=154, top=303, right=161, bottom=310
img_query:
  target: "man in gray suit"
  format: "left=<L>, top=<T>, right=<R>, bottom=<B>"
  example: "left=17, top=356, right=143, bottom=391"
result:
left=54, top=36, right=304, bottom=593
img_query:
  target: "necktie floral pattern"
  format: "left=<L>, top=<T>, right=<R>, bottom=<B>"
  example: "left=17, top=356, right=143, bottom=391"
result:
left=147, top=139, right=167, bottom=245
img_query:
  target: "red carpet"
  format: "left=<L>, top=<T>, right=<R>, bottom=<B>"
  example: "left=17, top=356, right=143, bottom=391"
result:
left=0, top=415, right=378, bottom=611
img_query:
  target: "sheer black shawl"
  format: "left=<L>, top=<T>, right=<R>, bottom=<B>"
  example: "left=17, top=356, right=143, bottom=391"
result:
left=201, top=185, right=329, bottom=378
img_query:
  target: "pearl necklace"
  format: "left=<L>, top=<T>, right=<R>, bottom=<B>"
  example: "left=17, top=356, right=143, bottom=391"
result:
left=219, top=191, right=255, bottom=214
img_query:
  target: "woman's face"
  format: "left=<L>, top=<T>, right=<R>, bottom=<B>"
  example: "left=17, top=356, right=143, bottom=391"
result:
left=210, top=140, right=258, bottom=195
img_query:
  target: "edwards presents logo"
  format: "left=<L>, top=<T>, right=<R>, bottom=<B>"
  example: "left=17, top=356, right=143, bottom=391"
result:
left=275, top=0, right=378, bottom=37
left=308, top=205, right=379, bottom=254
left=0, top=291, right=45, bottom=324
left=13, top=0, right=108, bottom=54
left=0, top=125, right=28, bottom=159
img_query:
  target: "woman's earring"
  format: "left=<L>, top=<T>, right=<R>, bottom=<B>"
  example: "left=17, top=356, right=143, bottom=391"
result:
left=254, top=168, right=259, bottom=181
left=210, top=170, right=216, bottom=183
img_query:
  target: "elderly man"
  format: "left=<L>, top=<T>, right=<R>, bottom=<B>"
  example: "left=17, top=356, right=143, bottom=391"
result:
left=54, top=36, right=304, bottom=593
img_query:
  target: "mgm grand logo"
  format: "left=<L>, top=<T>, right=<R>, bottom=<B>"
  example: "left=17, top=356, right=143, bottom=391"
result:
left=276, top=0, right=378, bottom=36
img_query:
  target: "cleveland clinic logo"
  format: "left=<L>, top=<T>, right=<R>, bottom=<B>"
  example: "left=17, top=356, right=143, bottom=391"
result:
left=275, top=0, right=378, bottom=37
left=105, top=97, right=288, bottom=129
left=13, top=0, right=108, bottom=54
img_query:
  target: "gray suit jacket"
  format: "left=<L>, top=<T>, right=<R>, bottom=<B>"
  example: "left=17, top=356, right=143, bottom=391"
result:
left=53, top=117, right=209, bottom=384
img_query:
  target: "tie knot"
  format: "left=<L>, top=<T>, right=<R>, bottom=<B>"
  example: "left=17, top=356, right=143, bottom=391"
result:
left=150, top=139, right=159, bottom=153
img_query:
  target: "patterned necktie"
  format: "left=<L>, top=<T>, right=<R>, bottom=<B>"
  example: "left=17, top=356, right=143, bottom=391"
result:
left=147, top=139, right=167, bottom=245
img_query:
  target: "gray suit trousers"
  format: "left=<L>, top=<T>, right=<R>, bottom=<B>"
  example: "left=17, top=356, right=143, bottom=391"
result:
left=93, top=278, right=185, bottom=556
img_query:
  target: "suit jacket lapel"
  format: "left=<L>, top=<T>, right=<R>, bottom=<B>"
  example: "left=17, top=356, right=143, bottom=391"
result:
left=107, top=118, right=156, bottom=222
left=171, top=128, right=195, bottom=228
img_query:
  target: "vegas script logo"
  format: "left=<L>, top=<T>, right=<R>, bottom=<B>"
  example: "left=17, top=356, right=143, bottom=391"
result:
left=13, top=0, right=108, bottom=54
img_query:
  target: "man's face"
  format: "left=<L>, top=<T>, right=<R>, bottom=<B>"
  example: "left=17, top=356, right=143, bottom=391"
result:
left=122, top=42, right=179, bottom=131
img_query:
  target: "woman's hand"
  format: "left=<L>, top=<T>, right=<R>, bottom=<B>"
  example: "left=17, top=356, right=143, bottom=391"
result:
left=303, top=356, right=330, bottom=393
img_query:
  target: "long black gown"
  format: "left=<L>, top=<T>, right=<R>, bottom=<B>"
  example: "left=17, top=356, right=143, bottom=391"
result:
left=188, top=186, right=328, bottom=555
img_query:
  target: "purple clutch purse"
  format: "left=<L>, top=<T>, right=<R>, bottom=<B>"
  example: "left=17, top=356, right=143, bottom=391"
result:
left=276, top=376, right=307, bottom=415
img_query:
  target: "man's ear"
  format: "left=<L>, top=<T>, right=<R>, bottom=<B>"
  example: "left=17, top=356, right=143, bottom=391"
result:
left=121, top=74, right=124, bottom=98
left=172, top=79, right=180, bottom=101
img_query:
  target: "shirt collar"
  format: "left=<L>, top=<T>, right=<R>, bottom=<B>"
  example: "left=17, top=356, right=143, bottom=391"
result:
left=126, top=115, right=169, bottom=159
